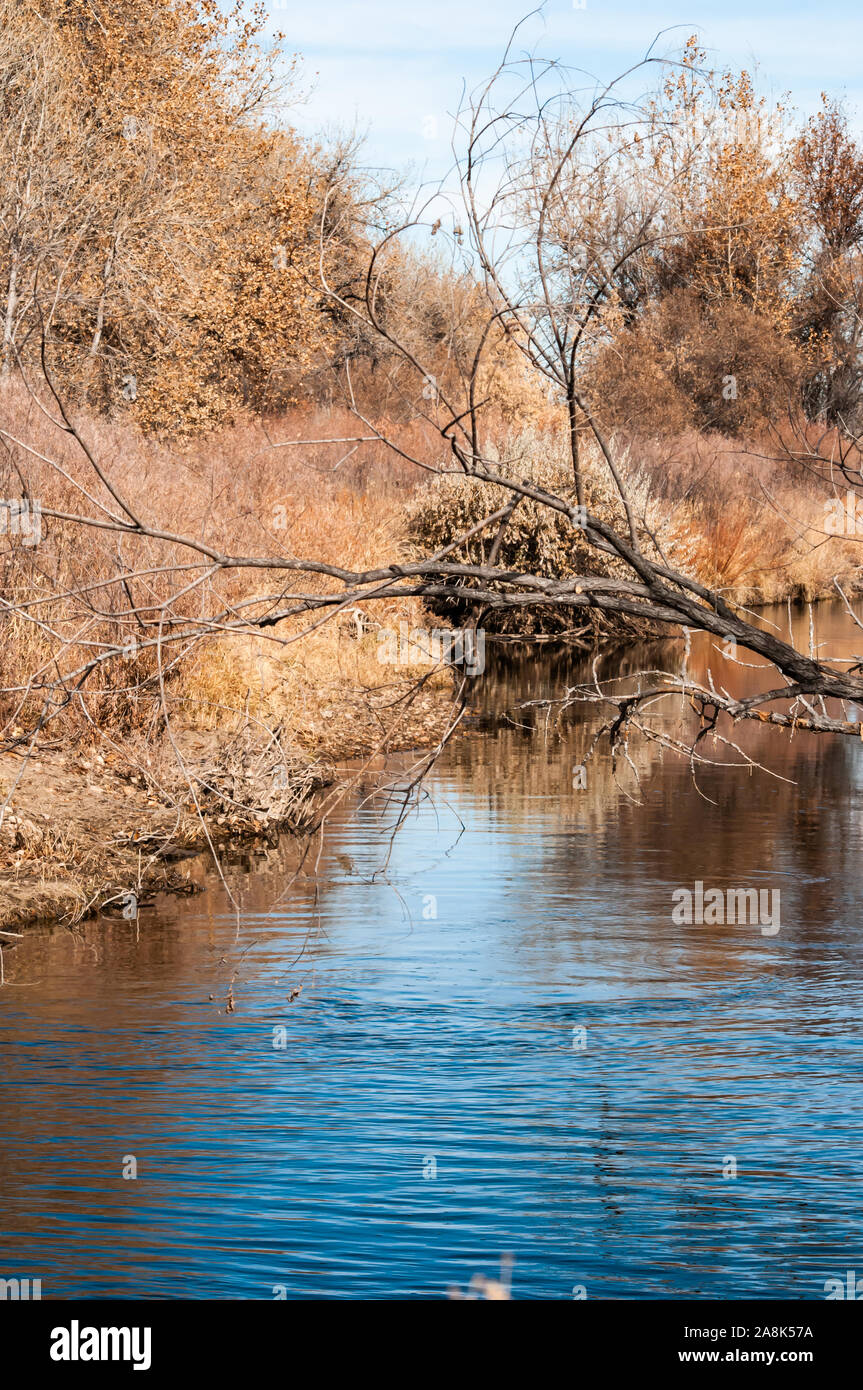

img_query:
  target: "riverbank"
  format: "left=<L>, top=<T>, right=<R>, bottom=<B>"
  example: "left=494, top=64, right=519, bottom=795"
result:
left=0, top=389, right=463, bottom=935
left=0, top=675, right=456, bottom=935
left=5, top=580, right=862, bottom=935
left=3, top=396, right=862, bottom=936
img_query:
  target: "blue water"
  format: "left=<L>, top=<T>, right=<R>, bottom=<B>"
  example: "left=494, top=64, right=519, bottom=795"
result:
left=2, top=609, right=863, bottom=1298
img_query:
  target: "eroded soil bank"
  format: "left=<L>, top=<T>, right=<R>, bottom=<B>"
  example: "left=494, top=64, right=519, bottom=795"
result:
left=0, top=678, right=455, bottom=934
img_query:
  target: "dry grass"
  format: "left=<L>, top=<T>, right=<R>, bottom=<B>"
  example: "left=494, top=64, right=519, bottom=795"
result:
left=624, top=429, right=862, bottom=603
left=0, top=385, right=462, bottom=930
left=0, top=384, right=452, bottom=756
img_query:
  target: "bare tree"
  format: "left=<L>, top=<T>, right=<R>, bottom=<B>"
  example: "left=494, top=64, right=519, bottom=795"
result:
left=311, top=32, right=863, bottom=750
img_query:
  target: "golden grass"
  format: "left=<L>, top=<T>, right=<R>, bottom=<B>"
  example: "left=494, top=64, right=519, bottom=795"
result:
left=0, top=384, right=451, bottom=751
left=625, top=429, right=860, bottom=603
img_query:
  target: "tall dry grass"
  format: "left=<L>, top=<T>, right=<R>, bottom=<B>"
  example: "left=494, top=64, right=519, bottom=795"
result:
left=0, top=384, right=449, bottom=750
left=623, top=430, right=861, bottom=602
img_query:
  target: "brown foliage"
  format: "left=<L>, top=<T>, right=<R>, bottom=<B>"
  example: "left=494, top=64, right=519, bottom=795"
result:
left=591, top=290, right=805, bottom=436
left=572, top=45, right=863, bottom=439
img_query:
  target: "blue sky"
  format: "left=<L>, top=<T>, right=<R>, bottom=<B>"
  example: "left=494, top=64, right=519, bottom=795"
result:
left=263, top=0, right=863, bottom=177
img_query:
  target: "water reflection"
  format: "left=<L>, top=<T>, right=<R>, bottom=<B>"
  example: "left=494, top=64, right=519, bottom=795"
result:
left=1, top=604, right=862, bottom=1298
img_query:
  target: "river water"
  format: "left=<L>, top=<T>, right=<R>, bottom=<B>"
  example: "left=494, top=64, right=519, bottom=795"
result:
left=1, top=604, right=862, bottom=1299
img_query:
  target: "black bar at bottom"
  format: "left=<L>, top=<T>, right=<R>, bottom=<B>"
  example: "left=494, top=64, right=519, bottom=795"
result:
left=4, top=1297, right=861, bottom=1377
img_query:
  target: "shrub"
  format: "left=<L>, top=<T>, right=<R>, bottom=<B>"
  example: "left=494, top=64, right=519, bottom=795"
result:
left=406, top=429, right=678, bottom=645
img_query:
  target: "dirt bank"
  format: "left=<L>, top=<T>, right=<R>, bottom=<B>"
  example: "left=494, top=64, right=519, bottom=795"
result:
left=0, top=678, right=457, bottom=936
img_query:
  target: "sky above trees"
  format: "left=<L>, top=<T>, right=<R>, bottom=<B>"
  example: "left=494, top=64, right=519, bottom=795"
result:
left=270, top=0, right=863, bottom=176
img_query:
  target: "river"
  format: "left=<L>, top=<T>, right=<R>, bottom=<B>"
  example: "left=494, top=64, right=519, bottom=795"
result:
left=1, top=603, right=862, bottom=1299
